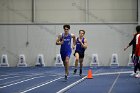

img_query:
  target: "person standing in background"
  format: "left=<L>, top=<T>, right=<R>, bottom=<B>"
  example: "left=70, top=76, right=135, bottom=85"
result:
left=134, top=25, right=140, bottom=78
left=124, top=31, right=138, bottom=76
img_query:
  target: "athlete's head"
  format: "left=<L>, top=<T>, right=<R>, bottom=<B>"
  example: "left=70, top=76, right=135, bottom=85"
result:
left=79, top=30, right=85, bottom=38
left=136, top=25, right=140, bottom=33
left=63, top=24, right=70, bottom=34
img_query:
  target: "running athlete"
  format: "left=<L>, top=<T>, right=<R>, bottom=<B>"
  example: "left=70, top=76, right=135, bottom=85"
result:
left=56, top=25, right=76, bottom=80
left=73, top=30, right=88, bottom=76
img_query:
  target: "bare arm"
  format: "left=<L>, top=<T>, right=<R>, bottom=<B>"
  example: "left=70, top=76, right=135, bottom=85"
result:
left=79, top=38, right=87, bottom=49
left=83, top=38, right=88, bottom=49
left=56, top=34, right=63, bottom=45
left=71, top=33, right=76, bottom=49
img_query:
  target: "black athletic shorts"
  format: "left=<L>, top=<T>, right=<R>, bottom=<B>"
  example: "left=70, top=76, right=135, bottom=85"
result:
left=74, top=51, right=84, bottom=58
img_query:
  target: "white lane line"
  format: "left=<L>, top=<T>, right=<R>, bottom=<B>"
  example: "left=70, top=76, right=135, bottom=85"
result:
left=0, top=74, right=19, bottom=77
left=0, top=72, right=61, bottom=86
left=0, top=76, right=36, bottom=86
left=0, top=72, right=42, bottom=77
left=20, top=77, right=64, bottom=93
left=0, top=76, right=20, bottom=81
left=93, top=71, right=133, bottom=76
left=57, top=70, right=132, bottom=93
left=57, top=76, right=87, bottom=93
left=108, top=73, right=120, bottom=93
left=56, top=69, right=101, bottom=93
left=0, top=76, right=45, bottom=88
left=0, top=73, right=33, bottom=77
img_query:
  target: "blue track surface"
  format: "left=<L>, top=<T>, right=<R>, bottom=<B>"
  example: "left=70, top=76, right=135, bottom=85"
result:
left=0, top=66, right=140, bottom=93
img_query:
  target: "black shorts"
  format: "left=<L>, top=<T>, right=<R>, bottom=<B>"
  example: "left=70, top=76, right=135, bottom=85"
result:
left=74, top=51, right=84, bottom=58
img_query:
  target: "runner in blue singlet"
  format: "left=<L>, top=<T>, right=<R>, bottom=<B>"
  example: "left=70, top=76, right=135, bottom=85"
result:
left=56, top=25, right=76, bottom=80
left=60, top=33, right=72, bottom=61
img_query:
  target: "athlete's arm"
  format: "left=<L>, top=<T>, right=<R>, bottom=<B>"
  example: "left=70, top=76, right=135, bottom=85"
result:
left=56, top=34, right=63, bottom=45
left=71, top=33, right=76, bottom=49
left=81, top=38, right=88, bottom=49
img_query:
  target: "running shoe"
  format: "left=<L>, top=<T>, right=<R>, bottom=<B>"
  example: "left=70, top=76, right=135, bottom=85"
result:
left=73, top=69, right=77, bottom=75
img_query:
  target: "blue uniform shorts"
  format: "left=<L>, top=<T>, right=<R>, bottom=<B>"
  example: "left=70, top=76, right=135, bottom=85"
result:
left=60, top=51, right=71, bottom=62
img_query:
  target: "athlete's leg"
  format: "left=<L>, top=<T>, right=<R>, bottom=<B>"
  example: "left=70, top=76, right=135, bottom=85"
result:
left=65, top=56, right=70, bottom=75
left=61, top=53, right=68, bottom=79
left=73, top=52, right=79, bottom=74
left=79, top=58, right=84, bottom=76
left=64, top=56, right=70, bottom=80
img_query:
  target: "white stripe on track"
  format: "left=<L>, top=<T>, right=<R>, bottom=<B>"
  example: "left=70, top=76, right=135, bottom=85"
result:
left=108, top=73, right=120, bottom=93
left=93, top=71, right=133, bottom=76
left=0, top=76, right=20, bottom=81
left=57, top=69, right=101, bottom=93
left=57, top=76, right=87, bottom=93
left=20, top=77, right=64, bottom=93
left=57, top=70, right=133, bottom=93
left=0, top=76, right=45, bottom=88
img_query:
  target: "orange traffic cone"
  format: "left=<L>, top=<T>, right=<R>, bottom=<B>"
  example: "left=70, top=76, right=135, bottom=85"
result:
left=87, top=69, right=93, bottom=79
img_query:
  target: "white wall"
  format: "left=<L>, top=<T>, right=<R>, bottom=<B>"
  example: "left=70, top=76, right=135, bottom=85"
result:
left=88, top=0, right=137, bottom=22
left=0, top=24, right=136, bottom=66
left=0, top=0, right=32, bottom=23
left=0, top=0, right=138, bottom=66
left=0, top=0, right=137, bottom=23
